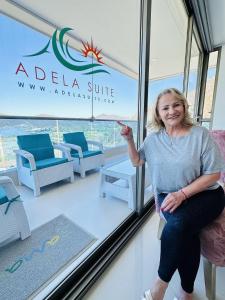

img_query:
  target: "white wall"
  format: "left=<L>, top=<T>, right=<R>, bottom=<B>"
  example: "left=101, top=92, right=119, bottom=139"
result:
left=212, top=45, right=225, bottom=129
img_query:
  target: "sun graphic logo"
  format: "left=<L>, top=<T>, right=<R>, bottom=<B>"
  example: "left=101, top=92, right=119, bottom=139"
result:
left=81, top=39, right=104, bottom=64
left=24, top=27, right=110, bottom=75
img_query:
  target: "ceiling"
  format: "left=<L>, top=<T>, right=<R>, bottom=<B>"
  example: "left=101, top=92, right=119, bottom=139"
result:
left=205, top=0, right=225, bottom=48
left=1, top=0, right=222, bottom=80
left=1, top=0, right=191, bottom=80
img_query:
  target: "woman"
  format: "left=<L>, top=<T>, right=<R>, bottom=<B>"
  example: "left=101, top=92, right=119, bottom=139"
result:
left=118, top=88, right=225, bottom=300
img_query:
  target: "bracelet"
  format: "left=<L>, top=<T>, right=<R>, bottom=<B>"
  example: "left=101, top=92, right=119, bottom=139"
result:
left=180, top=188, right=188, bottom=200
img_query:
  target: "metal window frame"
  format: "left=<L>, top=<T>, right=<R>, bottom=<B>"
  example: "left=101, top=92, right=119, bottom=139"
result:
left=183, top=16, right=193, bottom=96
left=205, top=48, right=221, bottom=129
left=185, top=0, right=213, bottom=52
left=136, top=0, right=151, bottom=214
left=195, top=52, right=209, bottom=123
left=191, top=22, right=205, bottom=122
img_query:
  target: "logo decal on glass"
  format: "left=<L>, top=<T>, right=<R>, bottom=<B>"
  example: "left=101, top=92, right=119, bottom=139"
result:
left=24, top=27, right=110, bottom=75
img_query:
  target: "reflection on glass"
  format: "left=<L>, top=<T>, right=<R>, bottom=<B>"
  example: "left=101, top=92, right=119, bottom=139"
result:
left=203, top=51, right=218, bottom=119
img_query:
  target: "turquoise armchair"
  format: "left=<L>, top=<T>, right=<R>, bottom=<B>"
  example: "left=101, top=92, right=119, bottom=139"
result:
left=14, top=133, right=74, bottom=196
left=62, top=132, right=104, bottom=177
left=0, top=176, right=30, bottom=243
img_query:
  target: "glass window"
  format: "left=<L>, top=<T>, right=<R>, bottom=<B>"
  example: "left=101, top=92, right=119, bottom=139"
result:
left=202, top=51, right=218, bottom=119
left=0, top=119, right=137, bottom=170
left=148, top=0, right=188, bottom=116
left=0, top=1, right=140, bottom=298
left=0, top=14, right=137, bottom=120
left=187, top=33, right=201, bottom=116
left=145, top=0, right=188, bottom=204
left=201, top=121, right=210, bottom=129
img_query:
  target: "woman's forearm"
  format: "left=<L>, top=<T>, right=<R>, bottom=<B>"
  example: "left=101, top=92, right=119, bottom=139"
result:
left=182, top=173, right=221, bottom=198
left=127, top=138, right=143, bottom=166
left=117, top=121, right=144, bottom=166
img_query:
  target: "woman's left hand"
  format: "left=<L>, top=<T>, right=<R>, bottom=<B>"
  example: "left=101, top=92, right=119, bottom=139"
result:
left=161, top=191, right=186, bottom=213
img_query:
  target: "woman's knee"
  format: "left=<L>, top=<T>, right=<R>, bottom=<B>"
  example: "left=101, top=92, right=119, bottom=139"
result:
left=162, top=218, right=189, bottom=238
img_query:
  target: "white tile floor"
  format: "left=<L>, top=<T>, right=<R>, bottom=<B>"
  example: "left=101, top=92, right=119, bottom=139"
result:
left=84, top=213, right=225, bottom=300
left=13, top=153, right=137, bottom=299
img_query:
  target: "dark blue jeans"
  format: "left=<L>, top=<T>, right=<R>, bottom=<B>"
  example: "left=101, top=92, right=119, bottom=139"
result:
left=157, top=186, right=225, bottom=293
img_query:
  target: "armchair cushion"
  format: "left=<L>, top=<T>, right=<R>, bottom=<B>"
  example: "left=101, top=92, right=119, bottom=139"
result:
left=0, top=186, right=8, bottom=205
left=23, top=157, right=68, bottom=170
left=17, top=134, right=55, bottom=165
left=209, top=130, right=225, bottom=184
left=71, top=150, right=102, bottom=159
left=63, top=132, right=88, bottom=154
left=201, top=208, right=225, bottom=266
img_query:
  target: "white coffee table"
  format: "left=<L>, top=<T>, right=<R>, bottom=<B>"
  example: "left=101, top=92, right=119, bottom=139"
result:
left=100, top=159, right=151, bottom=209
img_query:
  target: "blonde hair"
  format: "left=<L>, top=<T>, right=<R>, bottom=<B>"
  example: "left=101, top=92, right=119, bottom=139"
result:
left=150, top=88, right=194, bottom=131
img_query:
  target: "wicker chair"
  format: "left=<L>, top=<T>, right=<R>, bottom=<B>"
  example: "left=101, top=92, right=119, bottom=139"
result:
left=0, top=176, right=30, bottom=243
left=61, top=132, right=104, bottom=178
left=14, top=133, right=74, bottom=196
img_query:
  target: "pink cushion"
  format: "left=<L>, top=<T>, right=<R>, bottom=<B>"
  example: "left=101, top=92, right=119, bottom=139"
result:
left=209, top=130, right=225, bottom=184
left=201, top=208, right=225, bottom=266
left=199, top=130, right=225, bottom=265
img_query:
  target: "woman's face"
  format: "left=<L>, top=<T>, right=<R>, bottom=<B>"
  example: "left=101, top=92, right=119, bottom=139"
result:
left=157, top=93, right=185, bottom=129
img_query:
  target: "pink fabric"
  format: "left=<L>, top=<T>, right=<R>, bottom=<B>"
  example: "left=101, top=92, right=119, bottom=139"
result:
left=200, top=130, right=225, bottom=266
left=201, top=208, right=225, bottom=266
left=209, top=130, right=225, bottom=184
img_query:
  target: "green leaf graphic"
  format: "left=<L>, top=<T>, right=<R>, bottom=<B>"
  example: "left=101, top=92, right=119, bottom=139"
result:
left=24, top=39, right=50, bottom=57
left=59, top=27, right=72, bottom=55
left=52, top=29, right=102, bottom=71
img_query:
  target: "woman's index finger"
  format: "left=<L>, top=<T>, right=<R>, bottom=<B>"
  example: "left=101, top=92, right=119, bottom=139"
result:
left=117, top=120, right=126, bottom=127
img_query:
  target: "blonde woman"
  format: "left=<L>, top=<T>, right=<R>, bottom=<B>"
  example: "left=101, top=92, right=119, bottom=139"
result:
left=118, top=88, right=225, bottom=300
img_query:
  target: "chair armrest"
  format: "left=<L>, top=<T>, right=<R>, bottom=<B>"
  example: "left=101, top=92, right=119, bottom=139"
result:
left=0, top=176, right=19, bottom=199
left=13, top=149, right=37, bottom=170
left=53, top=143, right=73, bottom=161
left=0, top=176, right=13, bottom=184
left=87, top=140, right=104, bottom=152
left=59, top=142, right=83, bottom=158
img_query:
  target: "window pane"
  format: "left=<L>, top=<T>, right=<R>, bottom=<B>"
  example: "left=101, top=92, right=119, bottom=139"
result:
left=0, top=12, right=138, bottom=120
left=148, top=0, right=188, bottom=110
left=201, top=121, right=210, bottom=129
left=0, top=1, right=140, bottom=298
left=187, top=33, right=200, bottom=116
left=146, top=0, right=188, bottom=204
left=203, top=51, right=218, bottom=119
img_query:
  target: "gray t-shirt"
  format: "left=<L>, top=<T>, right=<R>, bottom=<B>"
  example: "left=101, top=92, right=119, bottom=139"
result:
left=138, top=126, right=225, bottom=194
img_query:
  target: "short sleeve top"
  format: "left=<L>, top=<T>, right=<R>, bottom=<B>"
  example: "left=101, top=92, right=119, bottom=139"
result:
left=138, top=125, right=225, bottom=194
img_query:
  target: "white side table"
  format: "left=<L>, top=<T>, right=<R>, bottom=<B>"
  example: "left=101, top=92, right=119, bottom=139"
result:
left=100, top=160, right=151, bottom=209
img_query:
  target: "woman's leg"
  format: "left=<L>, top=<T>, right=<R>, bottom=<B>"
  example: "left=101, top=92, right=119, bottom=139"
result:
left=157, top=187, right=225, bottom=291
left=158, top=214, right=189, bottom=282
left=177, top=233, right=200, bottom=294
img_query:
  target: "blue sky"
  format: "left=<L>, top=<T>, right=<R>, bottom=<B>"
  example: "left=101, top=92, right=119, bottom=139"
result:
left=0, top=14, right=215, bottom=119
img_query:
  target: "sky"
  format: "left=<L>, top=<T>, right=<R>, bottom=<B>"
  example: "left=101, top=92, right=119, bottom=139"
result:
left=0, top=13, right=215, bottom=120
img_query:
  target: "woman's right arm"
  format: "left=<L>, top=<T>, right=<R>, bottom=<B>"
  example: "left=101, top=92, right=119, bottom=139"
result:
left=117, top=121, right=145, bottom=167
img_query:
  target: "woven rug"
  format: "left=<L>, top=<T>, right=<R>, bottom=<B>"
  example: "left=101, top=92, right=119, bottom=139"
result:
left=0, top=215, right=97, bottom=300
